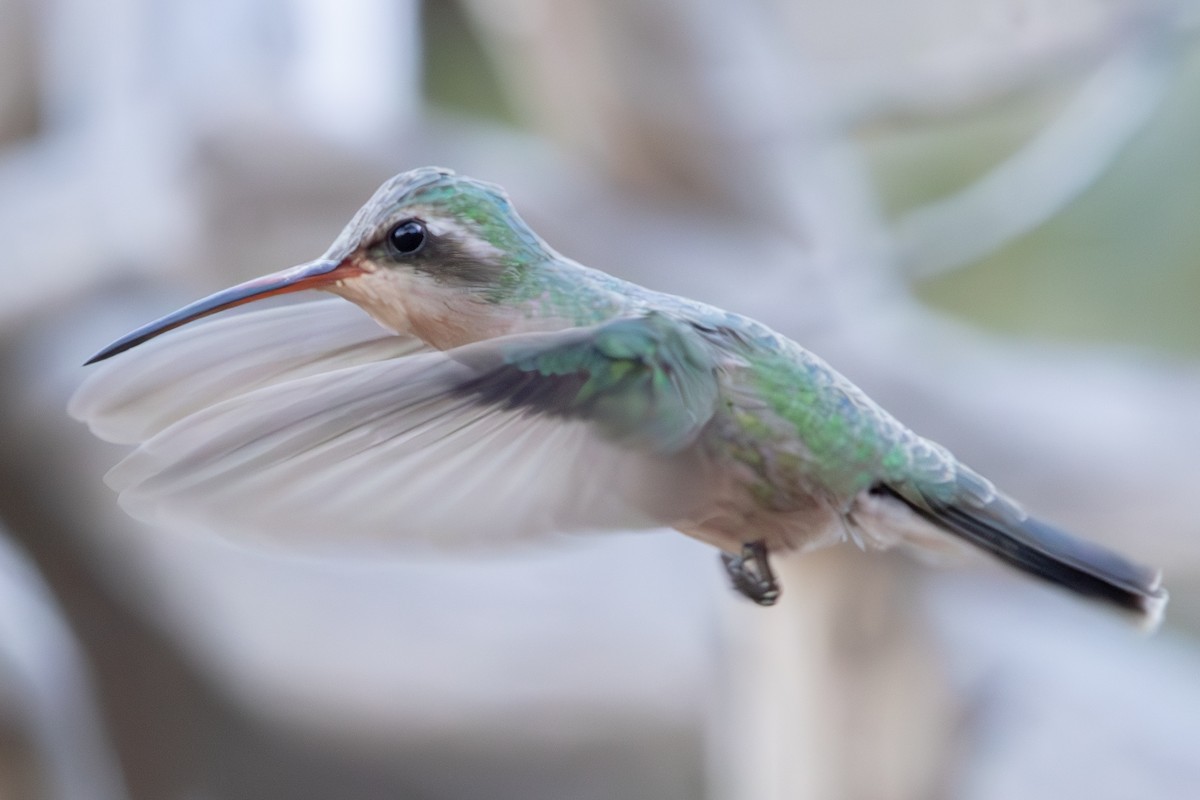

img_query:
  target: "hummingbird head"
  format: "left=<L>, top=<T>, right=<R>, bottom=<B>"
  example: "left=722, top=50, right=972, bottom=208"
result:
left=319, top=167, right=558, bottom=346
left=85, top=168, right=557, bottom=363
left=332, top=167, right=550, bottom=274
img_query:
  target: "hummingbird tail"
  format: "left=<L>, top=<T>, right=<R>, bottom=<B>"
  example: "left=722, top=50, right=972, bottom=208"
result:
left=872, top=485, right=1168, bottom=630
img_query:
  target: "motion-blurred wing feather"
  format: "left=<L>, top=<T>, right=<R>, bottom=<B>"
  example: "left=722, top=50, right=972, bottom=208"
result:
left=107, top=315, right=720, bottom=548
left=70, top=298, right=425, bottom=444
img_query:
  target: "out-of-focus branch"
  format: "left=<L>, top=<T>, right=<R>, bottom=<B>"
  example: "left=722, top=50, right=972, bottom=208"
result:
left=0, top=530, right=130, bottom=800
left=0, top=0, right=424, bottom=328
left=894, top=20, right=1176, bottom=279
left=786, top=0, right=1173, bottom=125
left=463, top=0, right=896, bottom=317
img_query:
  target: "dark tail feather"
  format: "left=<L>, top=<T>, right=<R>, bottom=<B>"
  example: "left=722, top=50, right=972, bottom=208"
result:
left=874, top=485, right=1168, bottom=629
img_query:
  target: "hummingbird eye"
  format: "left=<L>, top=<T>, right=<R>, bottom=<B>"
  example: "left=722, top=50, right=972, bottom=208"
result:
left=387, top=220, right=427, bottom=256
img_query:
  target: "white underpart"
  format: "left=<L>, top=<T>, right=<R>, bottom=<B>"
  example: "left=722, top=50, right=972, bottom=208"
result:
left=849, top=489, right=972, bottom=562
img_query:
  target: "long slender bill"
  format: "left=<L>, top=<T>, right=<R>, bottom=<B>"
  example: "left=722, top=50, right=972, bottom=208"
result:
left=84, top=259, right=361, bottom=364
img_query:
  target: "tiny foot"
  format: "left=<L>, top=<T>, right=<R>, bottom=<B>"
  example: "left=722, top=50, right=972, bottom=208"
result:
left=720, top=541, right=780, bottom=606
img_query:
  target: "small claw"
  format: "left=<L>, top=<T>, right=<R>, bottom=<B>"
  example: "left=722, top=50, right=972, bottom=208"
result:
left=721, top=542, right=780, bottom=606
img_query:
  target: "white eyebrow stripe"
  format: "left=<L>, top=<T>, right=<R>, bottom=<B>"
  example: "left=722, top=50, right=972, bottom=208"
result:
left=421, top=214, right=505, bottom=261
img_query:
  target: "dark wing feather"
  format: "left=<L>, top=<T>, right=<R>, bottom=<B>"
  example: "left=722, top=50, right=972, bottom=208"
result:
left=876, top=471, right=1167, bottom=627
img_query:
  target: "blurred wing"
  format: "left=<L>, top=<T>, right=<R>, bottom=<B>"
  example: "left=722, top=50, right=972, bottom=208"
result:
left=70, top=298, right=425, bottom=444
left=107, top=314, right=722, bottom=548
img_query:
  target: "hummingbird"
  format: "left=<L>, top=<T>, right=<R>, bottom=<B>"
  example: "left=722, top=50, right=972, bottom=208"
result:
left=72, top=167, right=1167, bottom=627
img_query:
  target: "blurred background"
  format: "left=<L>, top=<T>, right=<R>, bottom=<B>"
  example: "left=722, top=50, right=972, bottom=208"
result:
left=0, top=0, right=1198, bottom=798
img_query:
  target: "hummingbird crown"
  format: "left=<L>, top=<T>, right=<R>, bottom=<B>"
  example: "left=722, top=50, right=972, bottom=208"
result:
left=332, top=167, right=553, bottom=291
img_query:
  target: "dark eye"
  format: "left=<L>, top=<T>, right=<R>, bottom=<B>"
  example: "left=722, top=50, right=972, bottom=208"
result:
left=387, top=220, right=427, bottom=256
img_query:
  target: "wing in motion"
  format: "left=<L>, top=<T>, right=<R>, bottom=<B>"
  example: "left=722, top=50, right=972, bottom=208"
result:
left=82, top=313, right=722, bottom=549
left=70, top=298, right=426, bottom=444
